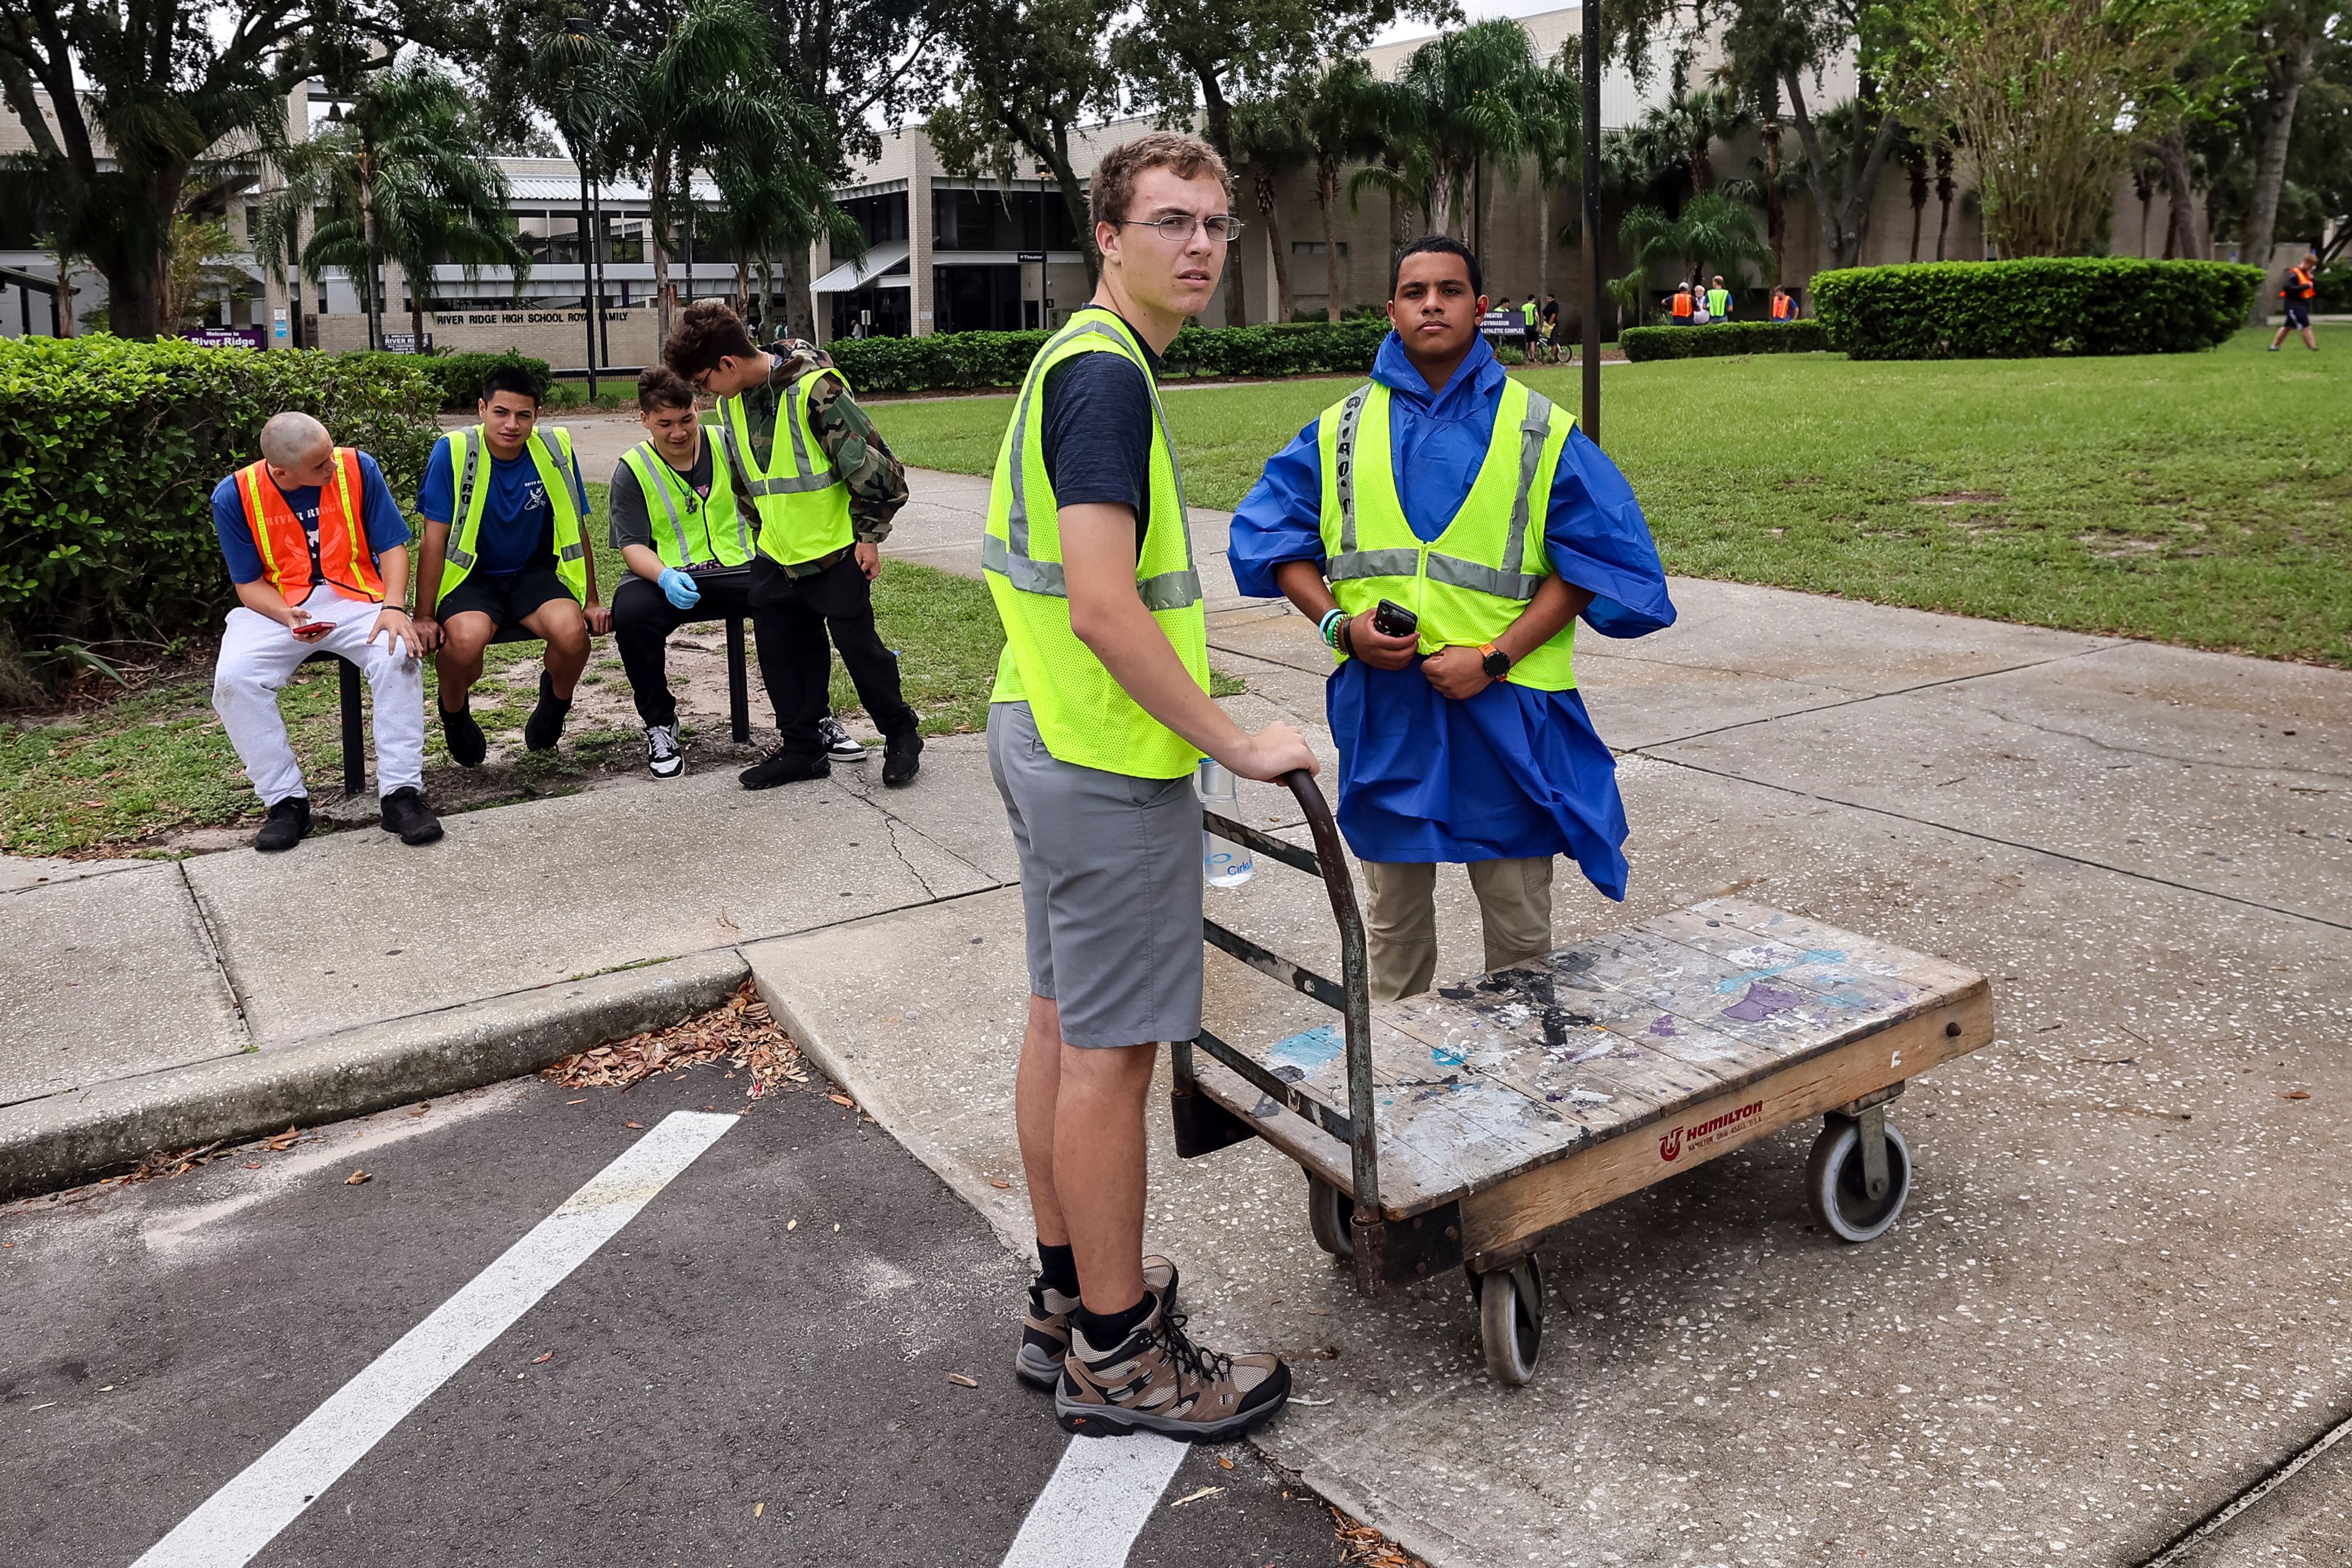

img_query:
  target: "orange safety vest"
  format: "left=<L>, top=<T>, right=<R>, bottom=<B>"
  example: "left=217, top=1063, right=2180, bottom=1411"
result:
left=2283, top=266, right=2315, bottom=301
left=1672, top=288, right=1694, bottom=318
left=1772, top=295, right=1793, bottom=320
left=234, top=447, right=385, bottom=604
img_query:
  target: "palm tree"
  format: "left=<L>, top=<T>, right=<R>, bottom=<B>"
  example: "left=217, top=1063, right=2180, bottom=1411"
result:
left=1388, top=20, right=1542, bottom=248
left=1231, top=89, right=1310, bottom=322
left=1669, top=86, right=1749, bottom=197
left=1300, top=58, right=1385, bottom=322
left=1520, top=54, right=1581, bottom=317
left=1934, top=132, right=1959, bottom=261
left=1615, top=203, right=1675, bottom=329
left=1671, top=190, right=1771, bottom=292
left=614, top=0, right=798, bottom=349
left=1902, top=126, right=1931, bottom=263
left=530, top=20, right=633, bottom=385
left=255, top=61, right=529, bottom=353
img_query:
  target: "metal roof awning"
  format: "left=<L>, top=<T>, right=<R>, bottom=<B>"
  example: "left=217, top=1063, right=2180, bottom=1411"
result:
left=810, top=240, right=911, bottom=293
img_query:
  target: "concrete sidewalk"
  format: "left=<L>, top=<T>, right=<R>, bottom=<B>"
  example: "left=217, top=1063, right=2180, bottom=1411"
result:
left=7, top=462, right=2351, bottom=1562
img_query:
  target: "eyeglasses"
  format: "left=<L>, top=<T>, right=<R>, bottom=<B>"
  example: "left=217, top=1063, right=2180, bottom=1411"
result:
left=1110, top=213, right=1246, bottom=243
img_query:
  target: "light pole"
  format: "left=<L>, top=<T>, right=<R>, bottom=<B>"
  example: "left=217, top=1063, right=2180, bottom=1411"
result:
left=1580, top=0, right=1602, bottom=440
left=562, top=17, right=600, bottom=398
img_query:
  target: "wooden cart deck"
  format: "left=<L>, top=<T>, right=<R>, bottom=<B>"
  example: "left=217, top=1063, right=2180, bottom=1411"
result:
left=1189, top=894, right=1993, bottom=1266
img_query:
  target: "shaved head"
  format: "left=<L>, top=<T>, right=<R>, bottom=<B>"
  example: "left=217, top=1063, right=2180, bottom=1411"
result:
left=259, top=411, right=331, bottom=467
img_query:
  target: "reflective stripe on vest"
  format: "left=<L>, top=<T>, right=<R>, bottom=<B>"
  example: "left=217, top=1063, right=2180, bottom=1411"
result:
left=437, top=424, right=586, bottom=606
left=621, top=437, right=750, bottom=569
left=982, top=307, right=1208, bottom=778
left=1316, top=379, right=1577, bottom=690
left=717, top=369, right=853, bottom=567
left=236, top=448, right=382, bottom=604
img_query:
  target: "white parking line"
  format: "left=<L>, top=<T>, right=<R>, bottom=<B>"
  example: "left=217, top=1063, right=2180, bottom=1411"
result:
left=1000, top=1432, right=1187, bottom=1567
left=127, top=1111, right=738, bottom=1568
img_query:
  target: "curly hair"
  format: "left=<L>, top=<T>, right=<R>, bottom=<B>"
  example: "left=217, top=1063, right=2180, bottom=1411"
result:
left=637, top=366, right=697, bottom=412
left=1090, top=131, right=1230, bottom=231
left=663, top=299, right=760, bottom=380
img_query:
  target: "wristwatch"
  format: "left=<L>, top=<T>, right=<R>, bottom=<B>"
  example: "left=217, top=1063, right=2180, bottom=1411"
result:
left=1479, top=643, right=1512, bottom=680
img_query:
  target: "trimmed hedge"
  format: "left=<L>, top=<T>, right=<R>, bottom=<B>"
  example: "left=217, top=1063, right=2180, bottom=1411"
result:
left=0, top=337, right=441, bottom=672
left=349, top=349, right=553, bottom=411
left=1619, top=320, right=1828, bottom=361
left=2315, top=265, right=2351, bottom=313
left=824, top=318, right=1390, bottom=393
left=1811, top=259, right=2263, bottom=360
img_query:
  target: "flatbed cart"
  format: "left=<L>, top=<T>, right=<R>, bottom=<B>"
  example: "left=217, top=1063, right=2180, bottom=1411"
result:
left=1170, top=773, right=1997, bottom=1384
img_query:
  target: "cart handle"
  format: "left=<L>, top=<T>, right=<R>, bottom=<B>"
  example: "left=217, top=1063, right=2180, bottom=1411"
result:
left=1278, top=769, right=1381, bottom=1221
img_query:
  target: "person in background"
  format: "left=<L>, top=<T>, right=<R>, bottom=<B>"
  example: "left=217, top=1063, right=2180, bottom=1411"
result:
left=1540, top=292, right=1562, bottom=361
left=209, top=412, right=441, bottom=851
left=412, top=368, right=604, bottom=766
left=1771, top=287, right=1797, bottom=322
left=1705, top=275, right=1733, bottom=322
left=1231, top=234, right=1677, bottom=1002
left=1668, top=282, right=1695, bottom=325
left=1521, top=293, right=1540, bottom=357
left=983, top=130, right=1311, bottom=1443
left=2271, top=252, right=2320, bottom=352
left=663, top=300, right=924, bottom=789
left=605, top=368, right=863, bottom=777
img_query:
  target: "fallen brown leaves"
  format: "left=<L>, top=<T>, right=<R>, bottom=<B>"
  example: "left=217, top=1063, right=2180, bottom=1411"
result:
left=118, top=1140, right=225, bottom=1185
left=1333, top=1508, right=1428, bottom=1568
left=344, top=1169, right=372, bottom=1186
left=544, top=984, right=812, bottom=1100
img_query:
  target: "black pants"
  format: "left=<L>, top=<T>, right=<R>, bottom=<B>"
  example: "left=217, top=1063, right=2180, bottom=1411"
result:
left=610, top=568, right=787, bottom=731
left=747, top=553, right=918, bottom=755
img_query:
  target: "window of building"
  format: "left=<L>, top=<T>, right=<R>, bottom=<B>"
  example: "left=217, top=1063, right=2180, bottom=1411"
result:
left=931, top=188, right=1079, bottom=252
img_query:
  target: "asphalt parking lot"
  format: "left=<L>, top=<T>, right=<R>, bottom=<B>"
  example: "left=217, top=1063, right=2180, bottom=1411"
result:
left=1, top=1059, right=1350, bottom=1568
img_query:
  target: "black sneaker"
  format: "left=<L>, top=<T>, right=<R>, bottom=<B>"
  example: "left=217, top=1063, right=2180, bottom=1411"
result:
left=882, top=729, right=923, bottom=788
left=1017, top=1257, right=1179, bottom=1390
left=645, top=722, right=685, bottom=779
left=818, top=715, right=866, bottom=762
left=439, top=701, right=487, bottom=768
left=739, top=748, right=829, bottom=790
left=253, top=796, right=311, bottom=853
left=523, top=670, right=571, bottom=752
left=379, top=786, right=443, bottom=845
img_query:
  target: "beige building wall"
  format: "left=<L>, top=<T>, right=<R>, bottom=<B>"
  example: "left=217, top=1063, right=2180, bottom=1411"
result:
left=312, top=304, right=662, bottom=365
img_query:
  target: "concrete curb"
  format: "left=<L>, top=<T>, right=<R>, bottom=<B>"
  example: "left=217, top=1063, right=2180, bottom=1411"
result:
left=0, top=951, right=750, bottom=1202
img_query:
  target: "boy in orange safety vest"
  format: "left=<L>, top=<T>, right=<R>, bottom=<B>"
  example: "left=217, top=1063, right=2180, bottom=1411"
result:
left=2271, top=252, right=2320, bottom=352
left=1668, top=284, right=1695, bottom=323
left=1771, top=287, right=1796, bottom=321
left=209, top=411, right=441, bottom=853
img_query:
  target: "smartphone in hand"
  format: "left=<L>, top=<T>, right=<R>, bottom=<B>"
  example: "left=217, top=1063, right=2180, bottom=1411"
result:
left=1373, top=599, right=1419, bottom=638
left=290, top=618, right=332, bottom=641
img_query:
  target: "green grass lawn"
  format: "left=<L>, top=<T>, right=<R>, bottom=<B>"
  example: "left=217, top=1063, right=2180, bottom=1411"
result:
left=877, top=328, right=2351, bottom=666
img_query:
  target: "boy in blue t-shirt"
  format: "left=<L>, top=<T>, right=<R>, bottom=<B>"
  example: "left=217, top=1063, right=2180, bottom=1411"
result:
left=412, top=367, right=604, bottom=766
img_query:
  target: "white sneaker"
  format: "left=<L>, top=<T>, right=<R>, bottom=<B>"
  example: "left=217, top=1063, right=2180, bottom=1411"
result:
left=818, top=715, right=866, bottom=762
left=646, top=722, right=685, bottom=778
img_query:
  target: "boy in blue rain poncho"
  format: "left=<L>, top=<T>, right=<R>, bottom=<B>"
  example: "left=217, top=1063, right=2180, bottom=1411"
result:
left=1229, top=236, right=1676, bottom=1002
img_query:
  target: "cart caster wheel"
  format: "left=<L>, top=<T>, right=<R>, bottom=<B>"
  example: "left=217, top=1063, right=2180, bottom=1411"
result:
left=1476, top=1258, right=1544, bottom=1386
left=1806, top=1117, right=1912, bottom=1243
left=1307, top=1177, right=1355, bottom=1261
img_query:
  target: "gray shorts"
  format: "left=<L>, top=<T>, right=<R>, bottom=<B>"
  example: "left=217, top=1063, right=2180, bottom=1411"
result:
left=986, top=701, right=1204, bottom=1049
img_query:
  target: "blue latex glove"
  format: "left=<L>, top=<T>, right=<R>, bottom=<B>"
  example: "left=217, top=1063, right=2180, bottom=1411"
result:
left=658, top=567, right=702, bottom=609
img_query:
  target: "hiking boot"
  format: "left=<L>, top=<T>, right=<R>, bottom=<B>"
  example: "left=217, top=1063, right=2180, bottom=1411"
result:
left=439, top=701, right=487, bottom=768
left=1016, top=1257, right=1179, bottom=1390
left=882, top=729, right=923, bottom=788
left=645, top=722, right=685, bottom=779
left=523, top=670, right=571, bottom=752
left=379, top=786, right=443, bottom=845
left=253, top=796, right=310, bottom=853
left=818, top=715, right=865, bottom=762
left=739, top=748, right=829, bottom=790
left=1055, top=1296, right=1291, bottom=1442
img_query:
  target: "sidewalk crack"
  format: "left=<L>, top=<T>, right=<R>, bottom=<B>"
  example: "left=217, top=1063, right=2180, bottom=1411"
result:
left=881, top=814, right=938, bottom=900
left=1978, top=707, right=2350, bottom=782
left=178, top=861, right=254, bottom=1046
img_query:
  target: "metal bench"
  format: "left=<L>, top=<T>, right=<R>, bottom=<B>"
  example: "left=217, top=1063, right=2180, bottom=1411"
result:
left=302, top=617, right=750, bottom=796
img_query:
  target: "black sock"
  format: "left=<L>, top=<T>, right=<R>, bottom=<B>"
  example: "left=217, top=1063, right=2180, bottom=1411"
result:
left=537, top=671, right=570, bottom=709
left=1036, top=1242, right=1079, bottom=1298
left=1075, top=1294, right=1153, bottom=1353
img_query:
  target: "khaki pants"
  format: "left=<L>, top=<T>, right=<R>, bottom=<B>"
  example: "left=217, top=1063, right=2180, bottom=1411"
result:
left=1360, top=857, right=1555, bottom=1003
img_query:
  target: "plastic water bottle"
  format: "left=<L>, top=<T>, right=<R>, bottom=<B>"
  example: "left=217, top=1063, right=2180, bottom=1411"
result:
left=1197, top=759, right=1255, bottom=887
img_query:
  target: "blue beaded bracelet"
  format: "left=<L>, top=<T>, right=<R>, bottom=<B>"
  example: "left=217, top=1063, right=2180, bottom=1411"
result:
left=1318, top=608, right=1346, bottom=648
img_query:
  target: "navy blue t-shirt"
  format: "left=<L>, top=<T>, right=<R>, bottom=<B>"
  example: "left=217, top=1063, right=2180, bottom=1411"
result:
left=1040, top=320, right=1163, bottom=556
left=211, top=452, right=412, bottom=587
left=417, top=434, right=589, bottom=578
